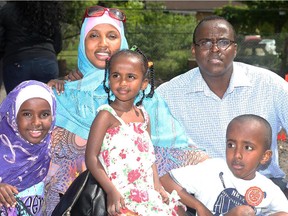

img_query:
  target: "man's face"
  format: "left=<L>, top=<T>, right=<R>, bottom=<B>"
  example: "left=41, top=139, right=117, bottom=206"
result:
left=192, top=20, right=237, bottom=78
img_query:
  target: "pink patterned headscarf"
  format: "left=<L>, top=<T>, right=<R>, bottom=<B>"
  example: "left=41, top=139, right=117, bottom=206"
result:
left=84, top=11, right=121, bottom=38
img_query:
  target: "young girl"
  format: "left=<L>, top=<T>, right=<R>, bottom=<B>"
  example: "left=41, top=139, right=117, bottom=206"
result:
left=85, top=48, right=185, bottom=216
left=0, top=80, right=56, bottom=215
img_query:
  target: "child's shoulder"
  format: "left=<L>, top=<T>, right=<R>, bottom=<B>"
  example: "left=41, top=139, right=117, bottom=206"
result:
left=97, top=104, right=113, bottom=112
left=97, top=104, right=118, bottom=117
left=95, top=105, right=115, bottom=120
left=96, top=104, right=121, bottom=123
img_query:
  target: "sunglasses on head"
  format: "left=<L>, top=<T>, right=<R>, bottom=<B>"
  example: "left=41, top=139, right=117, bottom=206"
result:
left=82, top=6, right=126, bottom=23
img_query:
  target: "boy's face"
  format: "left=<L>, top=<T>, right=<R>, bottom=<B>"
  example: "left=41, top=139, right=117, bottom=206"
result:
left=17, top=98, right=52, bottom=144
left=226, top=120, right=272, bottom=180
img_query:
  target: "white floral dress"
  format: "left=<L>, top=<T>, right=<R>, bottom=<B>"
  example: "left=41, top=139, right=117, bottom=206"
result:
left=97, top=104, right=181, bottom=216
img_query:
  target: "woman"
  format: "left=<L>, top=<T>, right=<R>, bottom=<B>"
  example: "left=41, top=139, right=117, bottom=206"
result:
left=45, top=5, right=207, bottom=215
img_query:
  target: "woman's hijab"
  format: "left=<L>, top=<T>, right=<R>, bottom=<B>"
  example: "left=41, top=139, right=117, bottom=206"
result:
left=55, top=12, right=128, bottom=139
left=0, top=80, right=56, bottom=191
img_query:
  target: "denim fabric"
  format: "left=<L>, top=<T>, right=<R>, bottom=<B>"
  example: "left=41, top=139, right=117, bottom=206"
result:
left=3, top=57, right=59, bottom=93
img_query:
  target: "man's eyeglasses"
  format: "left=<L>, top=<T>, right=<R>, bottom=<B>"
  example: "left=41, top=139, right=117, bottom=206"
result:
left=194, top=39, right=236, bottom=51
left=83, top=6, right=126, bottom=23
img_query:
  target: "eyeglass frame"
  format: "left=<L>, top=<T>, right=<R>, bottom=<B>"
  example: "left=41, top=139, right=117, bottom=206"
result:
left=194, top=38, right=236, bottom=51
left=82, top=6, right=126, bottom=24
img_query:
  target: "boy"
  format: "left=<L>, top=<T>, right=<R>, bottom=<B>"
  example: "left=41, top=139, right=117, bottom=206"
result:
left=161, top=114, right=288, bottom=216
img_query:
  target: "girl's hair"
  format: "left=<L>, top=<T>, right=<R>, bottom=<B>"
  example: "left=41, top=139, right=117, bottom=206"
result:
left=103, top=46, right=155, bottom=106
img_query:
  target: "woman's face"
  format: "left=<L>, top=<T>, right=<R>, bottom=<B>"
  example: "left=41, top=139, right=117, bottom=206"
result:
left=85, top=23, right=121, bottom=69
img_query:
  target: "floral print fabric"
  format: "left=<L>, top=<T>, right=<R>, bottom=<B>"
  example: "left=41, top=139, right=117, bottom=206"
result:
left=98, top=104, right=180, bottom=216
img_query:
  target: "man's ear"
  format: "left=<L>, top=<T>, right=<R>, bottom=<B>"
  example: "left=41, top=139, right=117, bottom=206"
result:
left=260, top=150, right=272, bottom=165
left=233, top=43, right=238, bottom=58
left=141, top=78, right=149, bottom=91
left=191, top=45, right=196, bottom=55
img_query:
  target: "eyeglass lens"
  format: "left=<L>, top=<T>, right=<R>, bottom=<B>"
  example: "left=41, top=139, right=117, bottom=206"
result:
left=87, top=6, right=125, bottom=21
left=197, top=39, right=233, bottom=50
left=88, top=7, right=105, bottom=17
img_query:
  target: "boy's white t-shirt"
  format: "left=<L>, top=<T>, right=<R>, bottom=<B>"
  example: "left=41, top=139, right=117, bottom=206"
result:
left=170, top=158, right=288, bottom=215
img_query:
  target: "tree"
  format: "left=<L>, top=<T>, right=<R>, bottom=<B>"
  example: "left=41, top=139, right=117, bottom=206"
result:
left=215, top=1, right=288, bottom=77
left=215, top=1, right=288, bottom=34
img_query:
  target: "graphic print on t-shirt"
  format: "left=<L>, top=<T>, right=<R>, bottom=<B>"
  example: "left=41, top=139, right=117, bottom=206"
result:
left=213, top=187, right=247, bottom=215
left=212, top=172, right=266, bottom=215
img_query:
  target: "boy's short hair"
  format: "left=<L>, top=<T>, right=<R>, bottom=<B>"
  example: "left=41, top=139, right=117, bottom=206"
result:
left=227, top=114, right=272, bottom=150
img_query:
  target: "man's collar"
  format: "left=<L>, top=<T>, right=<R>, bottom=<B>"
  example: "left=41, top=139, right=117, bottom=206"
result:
left=186, top=63, right=252, bottom=95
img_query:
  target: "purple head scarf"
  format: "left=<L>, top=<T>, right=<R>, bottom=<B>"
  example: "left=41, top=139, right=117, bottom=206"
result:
left=0, top=80, right=56, bottom=192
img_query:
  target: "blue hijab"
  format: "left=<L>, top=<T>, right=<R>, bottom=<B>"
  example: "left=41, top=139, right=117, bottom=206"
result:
left=54, top=15, right=128, bottom=138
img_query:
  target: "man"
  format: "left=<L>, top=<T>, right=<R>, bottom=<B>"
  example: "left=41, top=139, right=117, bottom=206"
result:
left=156, top=15, right=288, bottom=197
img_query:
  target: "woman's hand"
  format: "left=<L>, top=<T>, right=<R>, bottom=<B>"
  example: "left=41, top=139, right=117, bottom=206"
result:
left=0, top=183, right=18, bottom=208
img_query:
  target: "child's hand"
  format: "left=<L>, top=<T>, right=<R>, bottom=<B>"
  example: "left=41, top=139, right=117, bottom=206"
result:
left=47, top=79, right=66, bottom=95
left=106, top=189, right=126, bottom=216
left=0, top=183, right=18, bottom=208
left=224, top=205, right=255, bottom=216
left=196, top=205, right=213, bottom=216
left=65, top=69, right=83, bottom=81
left=156, top=185, right=169, bottom=204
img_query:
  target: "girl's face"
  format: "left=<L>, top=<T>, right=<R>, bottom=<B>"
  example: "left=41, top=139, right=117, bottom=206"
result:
left=85, top=23, right=121, bottom=69
left=109, top=55, right=148, bottom=103
left=17, top=98, right=52, bottom=144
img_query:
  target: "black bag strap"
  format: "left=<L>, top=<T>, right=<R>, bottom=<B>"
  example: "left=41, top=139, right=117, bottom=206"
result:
left=62, top=170, right=90, bottom=215
left=51, top=169, right=90, bottom=216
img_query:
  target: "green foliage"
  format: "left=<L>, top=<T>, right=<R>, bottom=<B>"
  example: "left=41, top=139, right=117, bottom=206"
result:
left=61, top=1, right=98, bottom=50
left=215, top=1, right=288, bottom=75
left=124, top=1, right=196, bottom=81
left=58, top=50, right=78, bottom=72
left=215, top=1, right=288, bottom=34
left=155, top=50, right=191, bottom=83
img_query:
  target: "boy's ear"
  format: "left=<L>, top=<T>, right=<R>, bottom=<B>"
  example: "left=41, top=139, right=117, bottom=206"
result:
left=141, top=78, right=149, bottom=90
left=260, top=150, right=272, bottom=165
